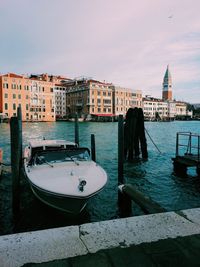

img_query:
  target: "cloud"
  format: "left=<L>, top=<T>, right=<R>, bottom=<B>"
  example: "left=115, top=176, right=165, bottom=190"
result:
left=0, top=0, right=200, bottom=103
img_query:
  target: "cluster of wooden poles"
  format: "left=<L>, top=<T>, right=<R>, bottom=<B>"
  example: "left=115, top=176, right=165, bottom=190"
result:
left=118, top=108, right=166, bottom=217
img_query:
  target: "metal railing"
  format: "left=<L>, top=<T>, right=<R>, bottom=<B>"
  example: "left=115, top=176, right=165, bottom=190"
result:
left=176, top=132, right=200, bottom=162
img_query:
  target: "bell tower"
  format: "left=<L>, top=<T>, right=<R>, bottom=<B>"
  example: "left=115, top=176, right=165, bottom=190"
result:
left=162, top=65, right=172, bottom=101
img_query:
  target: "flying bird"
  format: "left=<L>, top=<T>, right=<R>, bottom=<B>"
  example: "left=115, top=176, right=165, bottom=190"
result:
left=168, top=15, right=173, bottom=19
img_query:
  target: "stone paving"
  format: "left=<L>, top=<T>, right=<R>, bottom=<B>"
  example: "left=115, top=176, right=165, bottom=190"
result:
left=1, top=208, right=200, bottom=267
left=23, top=234, right=200, bottom=267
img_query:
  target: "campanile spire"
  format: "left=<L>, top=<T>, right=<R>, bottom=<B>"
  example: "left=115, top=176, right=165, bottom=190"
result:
left=162, top=65, right=172, bottom=101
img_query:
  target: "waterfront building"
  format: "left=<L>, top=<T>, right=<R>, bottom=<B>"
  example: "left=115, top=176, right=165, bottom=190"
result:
left=54, top=85, right=68, bottom=119
left=143, top=96, right=169, bottom=120
left=0, top=73, right=56, bottom=121
left=64, top=78, right=143, bottom=119
left=29, top=75, right=55, bottom=122
left=175, top=101, right=187, bottom=116
left=168, top=101, right=176, bottom=119
left=112, top=86, right=142, bottom=116
left=162, top=65, right=172, bottom=101
left=64, top=78, right=114, bottom=120
left=0, top=73, right=31, bottom=121
left=143, top=96, right=192, bottom=120
left=175, top=101, right=193, bottom=118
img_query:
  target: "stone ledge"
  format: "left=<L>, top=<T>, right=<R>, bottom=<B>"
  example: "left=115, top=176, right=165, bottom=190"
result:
left=0, top=226, right=88, bottom=267
left=0, top=208, right=200, bottom=267
left=79, top=210, right=200, bottom=253
left=182, top=208, right=200, bottom=225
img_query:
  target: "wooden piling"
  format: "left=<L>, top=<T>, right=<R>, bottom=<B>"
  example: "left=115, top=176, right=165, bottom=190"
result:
left=74, top=113, right=79, bottom=146
left=118, top=115, right=132, bottom=217
left=91, top=134, right=96, bottom=162
left=0, top=149, right=2, bottom=176
left=124, top=108, right=138, bottom=160
left=138, top=108, right=148, bottom=159
left=124, top=108, right=148, bottom=160
left=10, top=106, right=22, bottom=218
left=118, top=115, right=124, bottom=185
left=120, top=184, right=166, bottom=214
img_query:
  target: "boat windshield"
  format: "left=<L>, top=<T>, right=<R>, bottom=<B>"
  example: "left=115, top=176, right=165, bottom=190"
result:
left=34, top=148, right=90, bottom=165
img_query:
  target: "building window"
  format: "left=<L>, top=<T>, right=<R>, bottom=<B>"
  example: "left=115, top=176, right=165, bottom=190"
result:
left=13, top=94, right=16, bottom=99
left=103, top=99, right=111, bottom=104
left=18, top=95, right=21, bottom=99
left=26, top=104, right=29, bottom=111
left=3, top=83, right=8, bottom=89
left=5, top=103, right=8, bottom=110
left=13, top=103, right=16, bottom=110
left=4, top=93, right=8, bottom=98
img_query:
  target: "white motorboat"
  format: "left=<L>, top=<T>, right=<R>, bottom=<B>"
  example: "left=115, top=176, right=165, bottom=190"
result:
left=24, top=139, right=107, bottom=214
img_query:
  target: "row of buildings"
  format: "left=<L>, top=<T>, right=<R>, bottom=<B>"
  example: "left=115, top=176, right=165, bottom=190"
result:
left=0, top=66, right=192, bottom=122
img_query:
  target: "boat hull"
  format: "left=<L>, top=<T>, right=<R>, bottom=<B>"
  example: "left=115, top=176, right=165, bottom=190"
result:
left=23, top=140, right=108, bottom=214
left=30, top=182, right=89, bottom=214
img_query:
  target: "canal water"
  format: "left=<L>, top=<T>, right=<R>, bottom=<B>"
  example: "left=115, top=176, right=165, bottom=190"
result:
left=0, top=121, right=200, bottom=235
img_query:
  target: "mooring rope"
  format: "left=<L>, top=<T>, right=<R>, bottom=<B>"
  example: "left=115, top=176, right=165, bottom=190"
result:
left=145, top=128, right=162, bottom=154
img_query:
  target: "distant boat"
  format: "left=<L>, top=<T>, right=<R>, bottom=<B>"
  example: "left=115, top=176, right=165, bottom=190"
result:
left=24, top=139, right=108, bottom=214
left=68, top=117, right=85, bottom=122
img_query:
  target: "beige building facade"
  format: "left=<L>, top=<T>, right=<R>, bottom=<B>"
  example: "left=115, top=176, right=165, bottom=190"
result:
left=64, top=78, right=113, bottom=119
left=0, top=73, right=31, bottom=121
left=113, top=86, right=142, bottom=116
left=64, top=78, right=142, bottom=119
left=0, top=73, right=56, bottom=121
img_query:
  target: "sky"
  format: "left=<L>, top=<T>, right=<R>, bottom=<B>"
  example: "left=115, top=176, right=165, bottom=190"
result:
left=0, top=0, right=200, bottom=103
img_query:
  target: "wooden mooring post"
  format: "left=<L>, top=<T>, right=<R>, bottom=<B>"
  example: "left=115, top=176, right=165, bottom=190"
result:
left=10, top=106, right=22, bottom=218
left=124, top=108, right=148, bottom=160
left=91, top=134, right=96, bottom=162
left=119, top=184, right=166, bottom=214
left=74, top=113, right=79, bottom=146
left=118, top=115, right=132, bottom=217
left=0, top=148, right=3, bottom=176
left=118, top=115, right=124, bottom=184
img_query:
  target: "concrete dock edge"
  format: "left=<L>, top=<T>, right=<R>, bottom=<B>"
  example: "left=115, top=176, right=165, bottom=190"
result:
left=0, top=208, right=200, bottom=267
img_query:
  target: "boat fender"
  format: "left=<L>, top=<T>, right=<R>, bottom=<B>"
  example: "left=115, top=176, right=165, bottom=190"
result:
left=79, top=179, right=87, bottom=192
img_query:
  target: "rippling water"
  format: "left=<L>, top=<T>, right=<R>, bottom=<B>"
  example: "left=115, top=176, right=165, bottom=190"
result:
left=0, top=121, right=200, bottom=234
